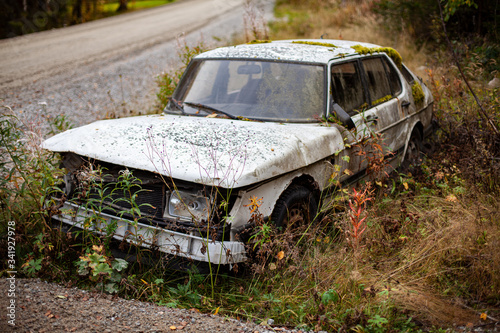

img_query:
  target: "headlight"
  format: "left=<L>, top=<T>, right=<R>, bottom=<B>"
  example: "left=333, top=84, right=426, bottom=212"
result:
left=165, top=190, right=212, bottom=222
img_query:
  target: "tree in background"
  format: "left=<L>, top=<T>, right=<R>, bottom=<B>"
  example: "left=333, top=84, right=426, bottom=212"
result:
left=0, top=0, right=107, bottom=39
left=375, top=0, right=498, bottom=44
left=1, top=0, right=71, bottom=38
left=117, top=0, right=128, bottom=12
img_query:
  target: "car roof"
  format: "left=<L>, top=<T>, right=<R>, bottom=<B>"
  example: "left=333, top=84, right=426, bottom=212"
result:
left=195, top=39, right=382, bottom=64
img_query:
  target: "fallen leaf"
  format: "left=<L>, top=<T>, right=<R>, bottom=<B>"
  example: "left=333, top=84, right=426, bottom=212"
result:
left=446, top=194, right=458, bottom=202
left=480, top=313, right=488, bottom=320
left=277, top=251, right=285, bottom=260
left=56, top=295, right=66, bottom=299
left=214, top=306, right=220, bottom=315
left=170, top=325, right=177, bottom=330
left=92, top=245, right=103, bottom=252
left=403, top=182, right=409, bottom=190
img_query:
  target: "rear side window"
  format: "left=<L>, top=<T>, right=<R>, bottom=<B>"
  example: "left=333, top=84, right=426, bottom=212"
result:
left=331, top=61, right=365, bottom=116
left=400, top=64, right=415, bottom=84
left=362, top=57, right=392, bottom=105
left=382, top=57, right=402, bottom=96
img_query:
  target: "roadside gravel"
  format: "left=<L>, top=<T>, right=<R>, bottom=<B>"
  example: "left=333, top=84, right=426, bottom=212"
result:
left=1, top=278, right=311, bottom=333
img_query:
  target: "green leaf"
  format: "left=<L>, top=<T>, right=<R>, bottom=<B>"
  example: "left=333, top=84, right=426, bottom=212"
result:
left=104, top=282, right=119, bottom=294
left=111, top=258, right=128, bottom=272
left=321, top=289, right=339, bottom=304
left=93, top=262, right=112, bottom=276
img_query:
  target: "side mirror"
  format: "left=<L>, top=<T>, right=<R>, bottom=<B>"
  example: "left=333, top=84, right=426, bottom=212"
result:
left=331, top=102, right=355, bottom=130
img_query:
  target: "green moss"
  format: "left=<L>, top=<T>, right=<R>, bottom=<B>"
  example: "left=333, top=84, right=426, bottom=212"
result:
left=412, top=81, right=425, bottom=108
left=351, top=45, right=403, bottom=69
left=354, top=102, right=369, bottom=113
left=371, top=95, right=392, bottom=106
left=292, top=41, right=337, bottom=48
left=247, top=40, right=272, bottom=44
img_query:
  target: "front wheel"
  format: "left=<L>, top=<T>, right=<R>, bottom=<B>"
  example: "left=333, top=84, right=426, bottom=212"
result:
left=270, top=185, right=318, bottom=231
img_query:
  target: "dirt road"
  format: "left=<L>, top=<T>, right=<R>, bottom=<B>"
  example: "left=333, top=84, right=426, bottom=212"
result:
left=0, top=0, right=272, bottom=125
left=0, top=0, right=243, bottom=91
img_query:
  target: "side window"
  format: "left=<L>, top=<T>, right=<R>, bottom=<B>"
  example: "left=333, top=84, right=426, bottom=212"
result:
left=330, top=61, right=365, bottom=116
left=362, top=57, right=392, bottom=105
left=382, top=57, right=402, bottom=96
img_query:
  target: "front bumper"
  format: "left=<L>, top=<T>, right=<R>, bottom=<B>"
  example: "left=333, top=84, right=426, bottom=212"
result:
left=53, top=201, right=247, bottom=264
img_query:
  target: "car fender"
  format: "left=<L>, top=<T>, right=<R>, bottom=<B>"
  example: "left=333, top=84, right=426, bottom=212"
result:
left=228, top=159, right=335, bottom=239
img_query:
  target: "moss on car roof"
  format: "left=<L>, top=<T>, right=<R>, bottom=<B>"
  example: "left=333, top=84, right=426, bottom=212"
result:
left=196, top=39, right=371, bottom=64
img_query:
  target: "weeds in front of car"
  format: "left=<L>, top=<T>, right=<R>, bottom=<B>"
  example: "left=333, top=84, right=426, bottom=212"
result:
left=155, top=38, right=207, bottom=109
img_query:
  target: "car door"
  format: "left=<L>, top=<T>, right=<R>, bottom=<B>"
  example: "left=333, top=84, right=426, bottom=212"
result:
left=359, top=56, right=406, bottom=156
left=329, top=59, right=373, bottom=182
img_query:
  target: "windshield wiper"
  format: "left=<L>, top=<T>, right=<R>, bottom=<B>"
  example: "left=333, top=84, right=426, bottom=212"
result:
left=166, top=97, right=187, bottom=115
left=184, top=101, right=237, bottom=120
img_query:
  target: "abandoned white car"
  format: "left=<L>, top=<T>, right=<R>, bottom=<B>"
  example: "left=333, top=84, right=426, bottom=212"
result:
left=43, top=39, right=433, bottom=265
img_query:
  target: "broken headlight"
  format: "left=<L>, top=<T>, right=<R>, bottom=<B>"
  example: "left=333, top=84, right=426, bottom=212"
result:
left=165, top=190, right=213, bottom=222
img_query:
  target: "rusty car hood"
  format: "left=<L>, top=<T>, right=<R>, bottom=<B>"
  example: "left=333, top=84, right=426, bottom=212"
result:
left=42, top=114, right=345, bottom=188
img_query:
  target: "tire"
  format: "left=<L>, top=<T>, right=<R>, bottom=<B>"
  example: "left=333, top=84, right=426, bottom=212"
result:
left=402, top=129, right=423, bottom=170
left=270, top=185, right=318, bottom=230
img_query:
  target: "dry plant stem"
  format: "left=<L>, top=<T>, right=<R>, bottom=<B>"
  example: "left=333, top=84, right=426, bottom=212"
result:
left=437, top=0, right=499, bottom=136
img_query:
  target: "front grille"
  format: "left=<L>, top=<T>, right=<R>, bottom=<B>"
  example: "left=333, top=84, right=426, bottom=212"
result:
left=60, top=158, right=235, bottom=241
left=96, top=182, right=165, bottom=219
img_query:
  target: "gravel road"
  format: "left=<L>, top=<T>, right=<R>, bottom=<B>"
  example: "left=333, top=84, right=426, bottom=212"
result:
left=0, top=0, right=273, bottom=126
left=0, top=278, right=313, bottom=333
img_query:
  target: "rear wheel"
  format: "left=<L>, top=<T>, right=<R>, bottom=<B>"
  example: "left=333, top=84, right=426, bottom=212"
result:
left=270, top=185, right=318, bottom=231
left=402, top=129, right=423, bottom=170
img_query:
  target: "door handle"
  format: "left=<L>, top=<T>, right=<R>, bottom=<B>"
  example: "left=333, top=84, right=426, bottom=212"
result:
left=402, top=101, right=411, bottom=108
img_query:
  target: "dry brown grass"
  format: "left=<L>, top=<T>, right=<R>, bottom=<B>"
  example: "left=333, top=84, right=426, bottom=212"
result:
left=269, top=0, right=429, bottom=75
left=358, top=192, right=500, bottom=326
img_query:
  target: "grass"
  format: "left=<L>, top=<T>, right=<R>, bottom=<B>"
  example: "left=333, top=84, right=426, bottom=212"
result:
left=102, top=0, right=175, bottom=13
left=1, top=0, right=499, bottom=331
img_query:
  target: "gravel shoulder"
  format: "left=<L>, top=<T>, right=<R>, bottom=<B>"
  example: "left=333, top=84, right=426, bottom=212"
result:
left=0, top=278, right=278, bottom=333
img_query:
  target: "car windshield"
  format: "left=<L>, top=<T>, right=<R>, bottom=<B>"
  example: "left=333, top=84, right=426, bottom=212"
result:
left=166, top=59, right=326, bottom=122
